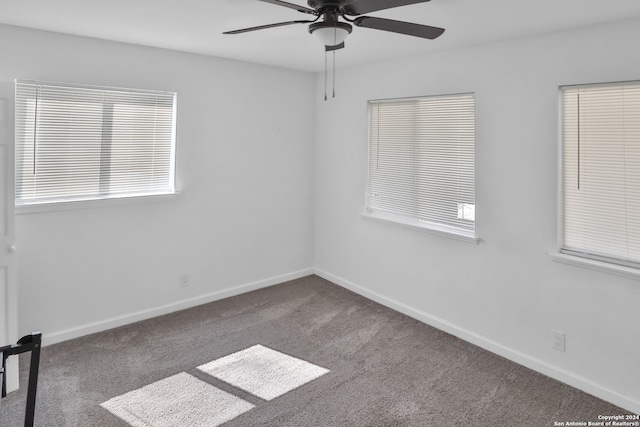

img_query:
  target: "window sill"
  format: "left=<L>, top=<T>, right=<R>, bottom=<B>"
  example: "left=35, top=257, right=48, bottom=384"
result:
left=550, top=252, right=640, bottom=280
left=16, top=192, right=180, bottom=215
left=362, top=211, right=480, bottom=244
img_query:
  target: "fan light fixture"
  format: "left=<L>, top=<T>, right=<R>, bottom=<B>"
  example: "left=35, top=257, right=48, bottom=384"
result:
left=309, top=21, right=352, bottom=47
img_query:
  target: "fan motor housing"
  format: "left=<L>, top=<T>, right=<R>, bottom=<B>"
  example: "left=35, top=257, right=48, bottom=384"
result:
left=308, top=0, right=347, bottom=13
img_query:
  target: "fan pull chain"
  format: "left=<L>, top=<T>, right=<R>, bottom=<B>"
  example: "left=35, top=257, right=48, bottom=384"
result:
left=324, top=50, right=328, bottom=101
left=332, top=25, right=337, bottom=98
left=322, top=24, right=338, bottom=101
left=323, top=51, right=337, bottom=101
left=332, top=50, right=336, bottom=98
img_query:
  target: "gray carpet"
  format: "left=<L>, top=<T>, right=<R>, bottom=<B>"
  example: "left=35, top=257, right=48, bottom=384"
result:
left=0, top=275, right=629, bottom=426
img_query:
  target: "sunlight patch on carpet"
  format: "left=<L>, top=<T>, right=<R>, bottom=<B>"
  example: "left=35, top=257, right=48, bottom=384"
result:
left=100, top=372, right=254, bottom=427
left=197, top=344, right=330, bottom=401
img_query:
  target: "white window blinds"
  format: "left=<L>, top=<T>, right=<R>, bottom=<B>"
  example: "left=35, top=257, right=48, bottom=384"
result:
left=561, top=82, right=640, bottom=267
left=15, top=80, right=177, bottom=205
left=367, top=94, right=476, bottom=237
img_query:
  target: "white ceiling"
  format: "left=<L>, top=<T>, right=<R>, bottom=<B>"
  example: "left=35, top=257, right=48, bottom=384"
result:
left=1, top=0, right=640, bottom=73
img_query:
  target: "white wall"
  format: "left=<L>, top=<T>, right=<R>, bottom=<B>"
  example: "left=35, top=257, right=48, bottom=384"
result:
left=0, top=24, right=316, bottom=343
left=314, top=19, right=640, bottom=412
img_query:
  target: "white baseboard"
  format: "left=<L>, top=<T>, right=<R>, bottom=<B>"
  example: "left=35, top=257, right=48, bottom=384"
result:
left=43, top=268, right=314, bottom=347
left=314, top=268, right=640, bottom=415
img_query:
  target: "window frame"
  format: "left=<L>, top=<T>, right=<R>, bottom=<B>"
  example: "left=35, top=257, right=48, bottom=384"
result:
left=363, top=93, right=478, bottom=243
left=14, top=79, right=178, bottom=212
left=555, top=80, right=640, bottom=277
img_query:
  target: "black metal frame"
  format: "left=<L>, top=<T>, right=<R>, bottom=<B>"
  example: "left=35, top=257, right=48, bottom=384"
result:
left=1, top=332, right=42, bottom=427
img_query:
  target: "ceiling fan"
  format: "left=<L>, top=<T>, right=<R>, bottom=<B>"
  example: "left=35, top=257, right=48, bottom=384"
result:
left=224, top=0, right=445, bottom=51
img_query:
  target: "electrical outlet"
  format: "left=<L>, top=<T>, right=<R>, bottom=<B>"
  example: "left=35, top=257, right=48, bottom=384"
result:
left=552, top=330, right=566, bottom=352
left=179, top=273, right=190, bottom=287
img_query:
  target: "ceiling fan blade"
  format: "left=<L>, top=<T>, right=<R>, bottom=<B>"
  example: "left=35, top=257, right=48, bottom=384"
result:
left=224, top=20, right=313, bottom=34
left=258, top=0, right=317, bottom=15
left=325, top=42, right=345, bottom=51
left=341, top=0, right=430, bottom=16
left=353, top=16, right=444, bottom=39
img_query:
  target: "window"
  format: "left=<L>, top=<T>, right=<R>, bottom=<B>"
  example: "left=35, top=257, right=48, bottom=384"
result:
left=561, top=81, right=640, bottom=268
left=14, top=80, right=177, bottom=206
left=366, top=93, right=476, bottom=239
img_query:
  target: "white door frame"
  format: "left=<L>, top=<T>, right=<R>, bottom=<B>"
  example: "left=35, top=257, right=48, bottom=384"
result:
left=0, top=81, right=19, bottom=393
